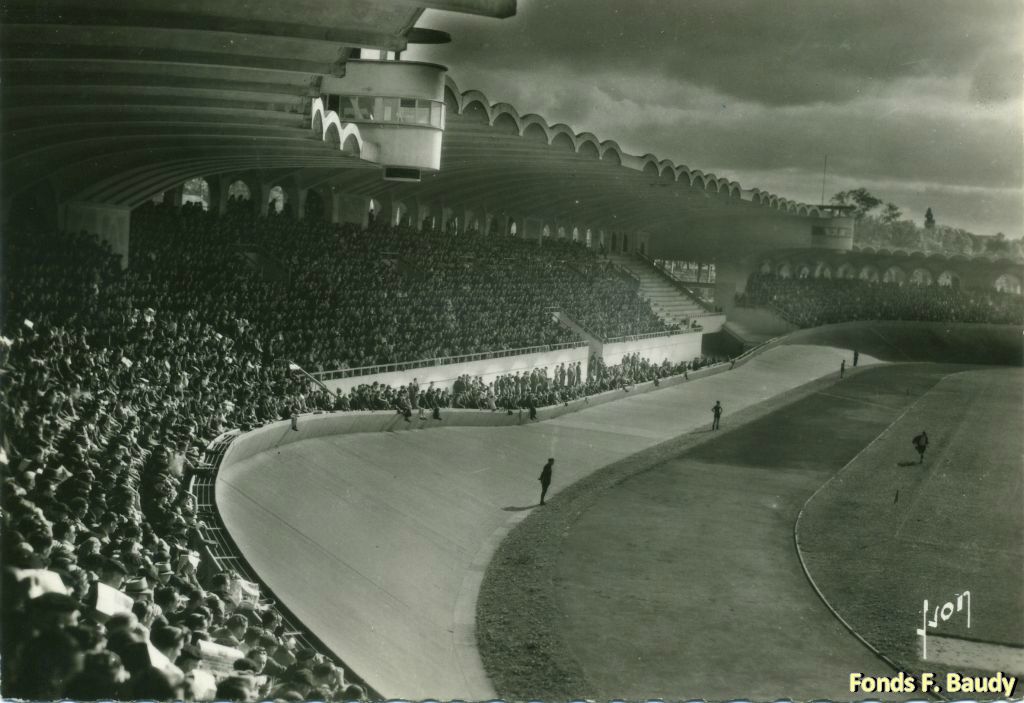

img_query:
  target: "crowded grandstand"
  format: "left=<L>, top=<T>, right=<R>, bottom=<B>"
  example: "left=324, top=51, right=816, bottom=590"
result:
left=5, top=194, right=1022, bottom=699
left=2, top=0, right=1022, bottom=701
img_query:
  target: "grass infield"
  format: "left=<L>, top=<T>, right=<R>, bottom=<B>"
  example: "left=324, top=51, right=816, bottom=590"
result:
left=797, top=367, right=1024, bottom=679
left=475, top=364, right=932, bottom=699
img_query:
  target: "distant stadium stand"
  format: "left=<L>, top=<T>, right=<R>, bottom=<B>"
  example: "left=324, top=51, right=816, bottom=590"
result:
left=738, top=272, right=1024, bottom=328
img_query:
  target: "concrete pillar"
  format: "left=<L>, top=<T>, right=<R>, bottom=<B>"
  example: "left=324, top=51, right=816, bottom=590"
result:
left=210, top=176, right=229, bottom=215
left=439, top=205, right=451, bottom=233
left=464, top=208, right=480, bottom=234
left=329, top=192, right=341, bottom=224
left=394, top=202, right=407, bottom=228
left=61, top=201, right=132, bottom=268
left=163, top=185, right=183, bottom=208
left=332, top=193, right=370, bottom=227
left=407, top=200, right=426, bottom=232
left=481, top=211, right=494, bottom=237
left=259, top=182, right=271, bottom=217
left=379, top=193, right=399, bottom=227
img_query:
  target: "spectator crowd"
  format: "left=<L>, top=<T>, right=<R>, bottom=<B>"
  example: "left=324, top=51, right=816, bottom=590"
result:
left=0, top=202, right=692, bottom=701
left=130, top=202, right=670, bottom=373
left=17, top=199, right=1018, bottom=701
left=2, top=224, right=373, bottom=700
left=738, top=272, right=1024, bottom=328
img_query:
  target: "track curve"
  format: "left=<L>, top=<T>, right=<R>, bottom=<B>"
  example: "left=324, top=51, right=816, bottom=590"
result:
left=216, top=344, right=869, bottom=698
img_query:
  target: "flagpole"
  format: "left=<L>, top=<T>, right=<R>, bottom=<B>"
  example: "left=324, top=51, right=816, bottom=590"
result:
left=288, top=361, right=333, bottom=394
left=821, top=154, right=828, bottom=206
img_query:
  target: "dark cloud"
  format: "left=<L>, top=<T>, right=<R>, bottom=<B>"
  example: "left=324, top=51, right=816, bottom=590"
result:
left=409, top=0, right=1024, bottom=236
left=421, top=0, right=1022, bottom=106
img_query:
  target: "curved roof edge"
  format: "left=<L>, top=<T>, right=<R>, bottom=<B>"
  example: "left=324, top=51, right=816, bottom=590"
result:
left=849, top=244, right=1023, bottom=266
left=443, top=75, right=827, bottom=218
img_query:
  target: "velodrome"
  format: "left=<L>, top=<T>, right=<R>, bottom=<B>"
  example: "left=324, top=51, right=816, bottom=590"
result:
left=2, top=2, right=1022, bottom=701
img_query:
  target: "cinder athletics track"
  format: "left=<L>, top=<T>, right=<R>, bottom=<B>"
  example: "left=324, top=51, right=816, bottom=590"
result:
left=217, top=345, right=874, bottom=699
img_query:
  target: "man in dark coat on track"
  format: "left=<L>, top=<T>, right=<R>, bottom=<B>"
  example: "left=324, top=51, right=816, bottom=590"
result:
left=711, top=400, right=723, bottom=431
left=913, top=430, right=929, bottom=464
left=538, top=458, right=554, bottom=505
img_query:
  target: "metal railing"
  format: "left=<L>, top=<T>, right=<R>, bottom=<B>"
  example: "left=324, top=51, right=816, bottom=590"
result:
left=602, top=328, right=703, bottom=344
left=311, top=340, right=588, bottom=382
left=190, top=435, right=382, bottom=699
left=636, top=252, right=720, bottom=314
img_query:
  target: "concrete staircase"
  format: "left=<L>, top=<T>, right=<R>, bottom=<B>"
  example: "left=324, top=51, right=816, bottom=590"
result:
left=723, top=306, right=798, bottom=347
left=608, top=254, right=709, bottom=329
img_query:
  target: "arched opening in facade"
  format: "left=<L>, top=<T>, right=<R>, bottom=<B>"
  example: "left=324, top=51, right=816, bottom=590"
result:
left=556, top=225, right=567, bottom=239
left=797, top=263, right=812, bottom=279
left=578, top=141, right=599, bottom=159
left=994, top=273, right=1022, bottom=295
left=883, top=266, right=906, bottom=284
left=228, top=180, right=251, bottom=200
left=859, top=265, right=879, bottom=282
left=461, top=101, right=489, bottom=125
left=572, top=226, right=580, bottom=242
left=522, top=123, right=547, bottom=143
left=542, top=224, right=551, bottom=238
left=551, top=132, right=575, bottom=151
left=268, top=185, right=287, bottom=215
left=910, top=268, right=933, bottom=286
left=183, top=177, right=210, bottom=210
left=836, top=263, right=856, bottom=279
left=492, top=112, right=519, bottom=135
left=585, top=228, right=593, bottom=248
left=777, top=262, right=792, bottom=279
left=760, top=260, right=773, bottom=275
left=813, top=262, right=832, bottom=279
left=341, top=134, right=361, bottom=157
left=937, top=271, right=960, bottom=288
left=509, top=221, right=518, bottom=236
left=325, top=123, right=342, bottom=149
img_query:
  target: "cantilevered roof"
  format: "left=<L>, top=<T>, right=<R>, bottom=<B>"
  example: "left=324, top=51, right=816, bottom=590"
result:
left=311, top=77, right=831, bottom=260
left=0, top=0, right=515, bottom=204
left=2, top=0, right=826, bottom=261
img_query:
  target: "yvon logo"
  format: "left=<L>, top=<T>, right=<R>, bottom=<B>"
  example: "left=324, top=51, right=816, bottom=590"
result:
left=917, top=591, right=971, bottom=659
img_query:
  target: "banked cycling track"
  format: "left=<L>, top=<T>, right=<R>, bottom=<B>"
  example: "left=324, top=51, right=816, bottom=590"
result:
left=216, top=322, right=1022, bottom=699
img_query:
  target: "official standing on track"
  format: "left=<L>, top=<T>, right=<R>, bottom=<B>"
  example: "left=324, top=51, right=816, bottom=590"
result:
left=913, top=430, right=929, bottom=463
left=538, top=458, right=554, bottom=505
left=711, top=401, right=723, bottom=430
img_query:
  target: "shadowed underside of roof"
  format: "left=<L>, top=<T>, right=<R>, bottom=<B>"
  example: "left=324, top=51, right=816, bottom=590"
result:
left=0, top=0, right=515, bottom=204
left=2, top=0, right=825, bottom=261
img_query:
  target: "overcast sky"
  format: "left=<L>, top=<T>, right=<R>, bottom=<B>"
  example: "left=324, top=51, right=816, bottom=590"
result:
left=407, top=0, right=1023, bottom=237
